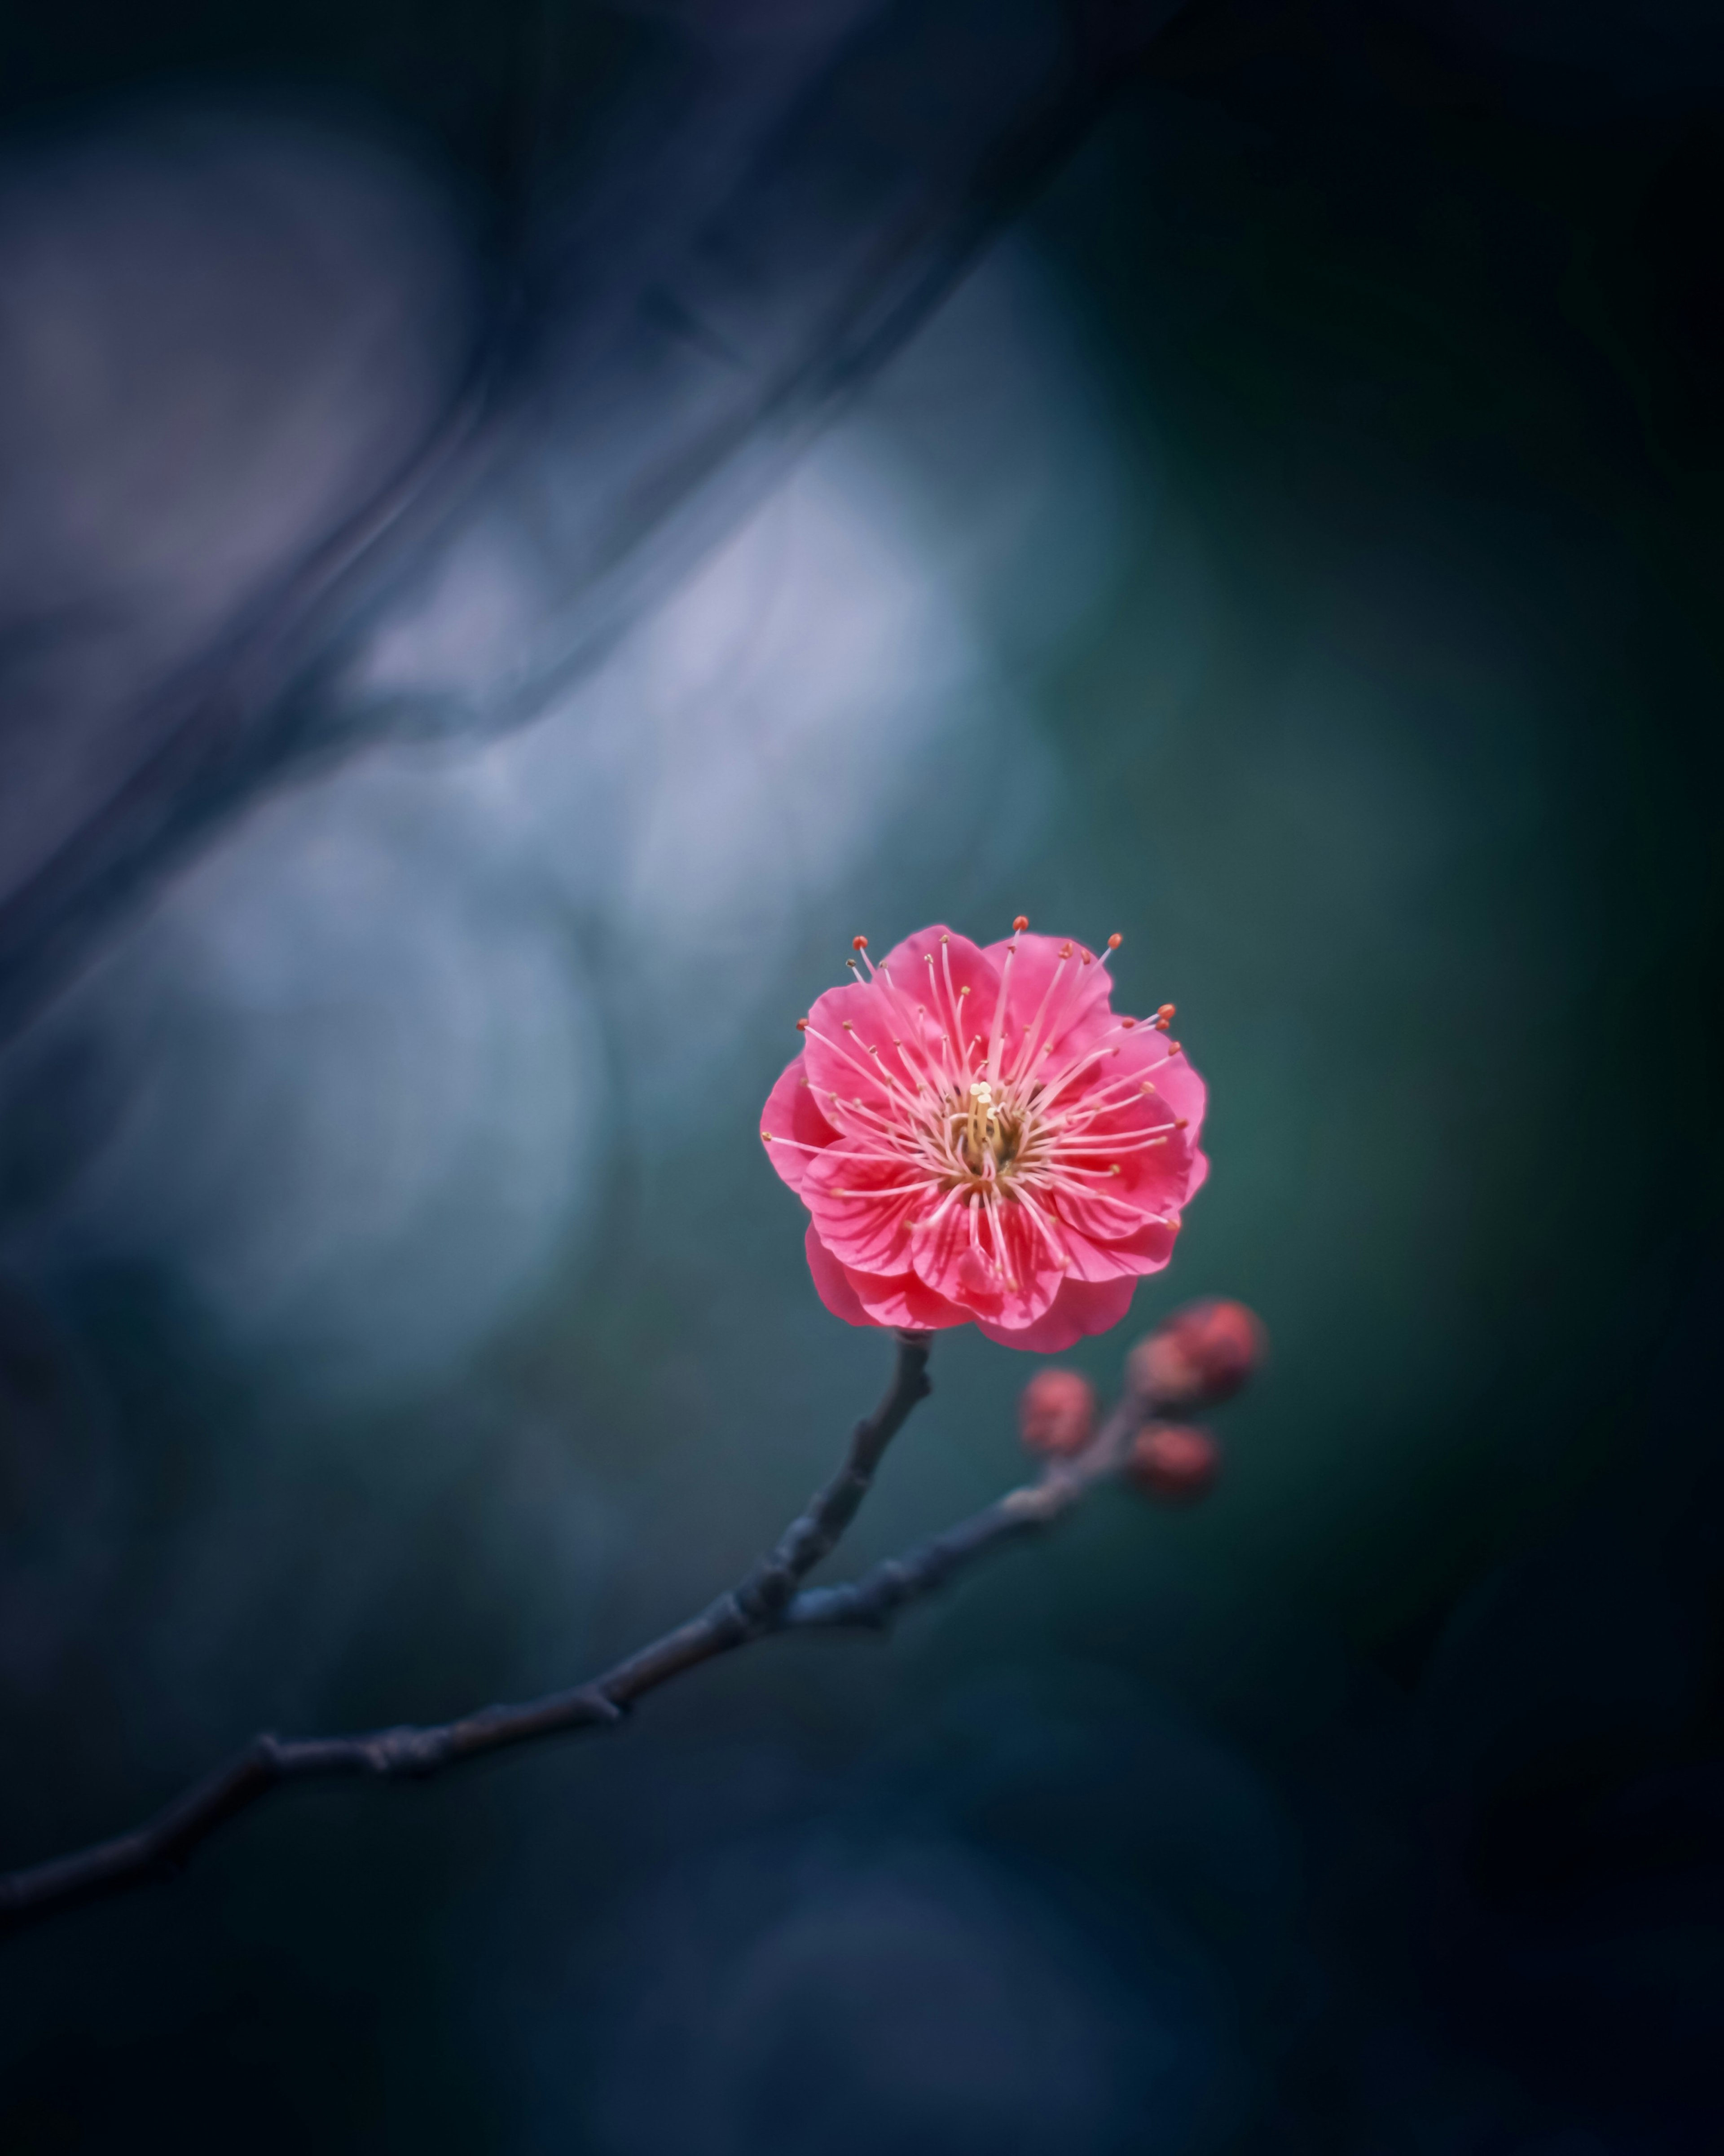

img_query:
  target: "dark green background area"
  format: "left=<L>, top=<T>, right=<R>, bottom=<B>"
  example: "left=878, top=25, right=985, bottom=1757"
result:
left=3, top=7, right=1722, bottom=2152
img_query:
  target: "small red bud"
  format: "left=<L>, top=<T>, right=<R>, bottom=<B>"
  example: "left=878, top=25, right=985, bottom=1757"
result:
left=1127, top=1298, right=1267, bottom=1413
left=1127, top=1422, right=1221, bottom=1504
left=1018, top=1367, right=1096, bottom=1457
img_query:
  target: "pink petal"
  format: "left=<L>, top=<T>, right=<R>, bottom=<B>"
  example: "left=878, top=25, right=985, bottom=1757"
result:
left=800, top=974, right=918, bottom=1122
left=802, top=1147, right=928, bottom=1277
left=1142, top=1045, right=1207, bottom=1142
left=1055, top=1214, right=1178, bottom=1283
left=908, top=1188, right=1064, bottom=1327
left=983, top=931, right=1115, bottom=1070
left=760, top=1055, right=839, bottom=1192
left=849, top=1264, right=971, bottom=1330
left=804, top=1225, right=968, bottom=1331
left=1049, top=1139, right=1196, bottom=1239
left=976, top=1273, right=1138, bottom=1352
left=803, top=1225, right=874, bottom=1327
left=869, top=925, right=1003, bottom=1074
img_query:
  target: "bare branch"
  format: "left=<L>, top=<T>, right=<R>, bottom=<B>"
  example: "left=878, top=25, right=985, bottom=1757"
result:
left=783, top=1393, right=1140, bottom=1632
left=0, top=1329, right=1151, bottom=1940
left=0, top=1329, right=935, bottom=1936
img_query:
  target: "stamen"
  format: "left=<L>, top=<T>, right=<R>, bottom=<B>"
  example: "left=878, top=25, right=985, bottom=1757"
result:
left=924, top=953, right=966, bottom=1084
left=803, top=1021, right=908, bottom=1101
left=985, top=939, right=1015, bottom=1085
left=1012, top=939, right=1097, bottom=1083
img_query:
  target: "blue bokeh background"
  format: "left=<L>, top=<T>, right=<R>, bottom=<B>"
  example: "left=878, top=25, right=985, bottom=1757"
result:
left=2, top=4, right=1720, bottom=2149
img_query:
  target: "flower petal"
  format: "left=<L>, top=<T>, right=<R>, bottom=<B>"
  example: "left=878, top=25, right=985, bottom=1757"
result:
left=908, top=1188, right=1064, bottom=1327
left=805, top=1226, right=969, bottom=1331
left=850, top=1263, right=971, bottom=1330
left=1055, top=1213, right=1178, bottom=1283
left=802, top=1145, right=933, bottom=1277
left=799, top=976, right=912, bottom=1122
left=976, top=1273, right=1138, bottom=1352
left=803, top=1225, right=874, bottom=1327
left=869, top=925, right=1003, bottom=1082
left=984, top=931, right=1115, bottom=1076
left=760, top=1056, right=839, bottom=1192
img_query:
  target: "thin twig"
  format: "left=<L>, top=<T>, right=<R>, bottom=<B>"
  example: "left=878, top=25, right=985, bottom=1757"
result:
left=0, top=1331, right=1142, bottom=1940
left=2, top=1331, right=932, bottom=1935
left=783, top=1392, right=1140, bottom=1632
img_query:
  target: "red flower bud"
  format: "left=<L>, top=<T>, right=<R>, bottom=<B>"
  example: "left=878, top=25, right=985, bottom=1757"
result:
left=1127, top=1422, right=1221, bottom=1504
left=1127, top=1298, right=1266, bottom=1413
left=1017, top=1367, right=1097, bottom=1457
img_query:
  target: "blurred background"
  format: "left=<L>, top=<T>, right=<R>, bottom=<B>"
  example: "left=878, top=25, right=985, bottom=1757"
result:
left=1, top=0, right=1721, bottom=2148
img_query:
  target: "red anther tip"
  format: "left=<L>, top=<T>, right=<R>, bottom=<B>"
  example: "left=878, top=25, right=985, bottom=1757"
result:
left=1157, top=1004, right=1176, bottom=1020
left=1012, top=915, right=1029, bottom=933
left=1170, top=1041, right=1181, bottom=1054
left=1175, top=1116, right=1189, bottom=1129
left=1060, top=941, right=1073, bottom=958
left=1121, top=1017, right=1137, bottom=1029
left=796, top=1018, right=809, bottom=1031
left=1108, top=933, right=1123, bottom=949
left=853, top=935, right=868, bottom=950
left=1155, top=1018, right=1170, bottom=1032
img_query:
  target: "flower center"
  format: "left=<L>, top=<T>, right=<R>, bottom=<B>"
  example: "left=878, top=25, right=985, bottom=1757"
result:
left=955, top=1080, right=1023, bottom=1181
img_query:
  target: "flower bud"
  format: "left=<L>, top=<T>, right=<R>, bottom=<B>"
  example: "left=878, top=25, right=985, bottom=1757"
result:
left=1018, top=1367, right=1097, bottom=1457
left=1127, top=1298, right=1266, bottom=1413
left=1127, top=1422, right=1221, bottom=1504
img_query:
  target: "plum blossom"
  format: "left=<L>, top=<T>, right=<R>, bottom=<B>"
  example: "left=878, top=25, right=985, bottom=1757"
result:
left=761, top=920, right=1208, bottom=1351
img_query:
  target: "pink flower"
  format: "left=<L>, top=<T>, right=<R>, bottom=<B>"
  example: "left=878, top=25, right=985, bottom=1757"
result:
left=761, top=920, right=1209, bottom=1352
